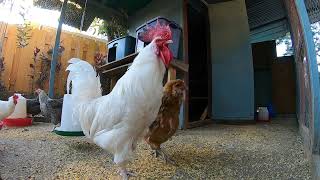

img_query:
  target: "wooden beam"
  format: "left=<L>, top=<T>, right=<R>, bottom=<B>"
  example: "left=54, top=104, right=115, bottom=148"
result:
left=182, top=0, right=190, bottom=130
left=188, top=119, right=212, bottom=129
left=98, top=52, right=189, bottom=74
left=101, top=63, right=131, bottom=76
left=204, top=1, right=212, bottom=119
left=205, top=0, right=233, bottom=4
left=171, top=60, right=189, bottom=72
left=110, top=78, right=117, bottom=90
left=98, top=52, right=138, bottom=72
left=200, top=106, right=208, bottom=121
left=167, top=66, right=177, bottom=81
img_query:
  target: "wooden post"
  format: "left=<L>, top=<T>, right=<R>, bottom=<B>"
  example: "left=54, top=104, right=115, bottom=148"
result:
left=182, top=0, right=189, bottom=129
left=110, top=78, right=117, bottom=90
left=48, top=0, right=67, bottom=98
left=200, top=106, right=208, bottom=121
left=167, top=66, right=176, bottom=81
left=295, top=0, right=320, bottom=159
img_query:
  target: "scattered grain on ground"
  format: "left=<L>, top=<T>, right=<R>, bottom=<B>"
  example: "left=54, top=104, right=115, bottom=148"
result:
left=0, top=119, right=311, bottom=179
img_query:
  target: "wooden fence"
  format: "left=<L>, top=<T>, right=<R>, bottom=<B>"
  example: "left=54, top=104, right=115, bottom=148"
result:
left=0, top=22, right=107, bottom=96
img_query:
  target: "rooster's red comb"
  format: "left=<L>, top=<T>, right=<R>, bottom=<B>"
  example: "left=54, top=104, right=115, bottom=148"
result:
left=138, top=20, right=172, bottom=43
left=13, top=94, right=19, bottom=100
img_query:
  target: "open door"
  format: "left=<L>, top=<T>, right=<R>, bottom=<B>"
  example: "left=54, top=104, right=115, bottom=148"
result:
left=185, top=0, right=211, bottom=127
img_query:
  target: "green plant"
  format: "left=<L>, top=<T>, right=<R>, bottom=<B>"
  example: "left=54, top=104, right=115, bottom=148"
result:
left=0, top=56, right=6, bottom=92
left=16, top=21, right=32, bottom=48
left=16, top=3, right=32, bottom=48
left=34, top=46, right=64, bottom=89
left=94, top=52, right=107, bottom=67
left=28, top=47, right=40, bottom=91
left=276, top=22, right=320, bottom=62
left=97, top=16, right=128, bottom=41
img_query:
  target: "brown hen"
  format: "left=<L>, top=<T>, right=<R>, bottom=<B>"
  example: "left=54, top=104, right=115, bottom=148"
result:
left=145, top=79, right=186, bottom=164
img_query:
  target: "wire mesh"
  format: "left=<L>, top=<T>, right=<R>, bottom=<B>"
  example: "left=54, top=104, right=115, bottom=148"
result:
left=305, top=0, right=320, bottom=69
left=305, top=0, right=320, bottom=24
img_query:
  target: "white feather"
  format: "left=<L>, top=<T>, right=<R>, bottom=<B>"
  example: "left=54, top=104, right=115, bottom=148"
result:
left=66, top=59, right=102, bottom=101
left=0, top=97, right=16, bottom=120
left=69, top=39, right=166, bottom=166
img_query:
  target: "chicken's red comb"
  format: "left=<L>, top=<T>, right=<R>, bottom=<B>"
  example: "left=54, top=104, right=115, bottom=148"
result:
left=138, top=20, right=172, bottom=42
left=13, top=94, right=19, bottom=100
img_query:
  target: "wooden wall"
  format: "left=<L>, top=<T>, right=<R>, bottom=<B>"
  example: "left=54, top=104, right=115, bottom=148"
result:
left=0, top=23, right=107, bottom=96
left=271, top=56, right=296, bottom=114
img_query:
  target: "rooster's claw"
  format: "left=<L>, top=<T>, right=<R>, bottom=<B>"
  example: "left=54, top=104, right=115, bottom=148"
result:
left=119, top=169, right=136, bottom=180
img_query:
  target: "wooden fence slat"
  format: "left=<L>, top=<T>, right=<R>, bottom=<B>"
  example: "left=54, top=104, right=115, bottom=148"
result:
left=0, top=23, right=107, bottom=95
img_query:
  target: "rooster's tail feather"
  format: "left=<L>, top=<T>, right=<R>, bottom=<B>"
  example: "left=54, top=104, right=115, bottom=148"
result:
left=66, top=58, right=102, bottom=101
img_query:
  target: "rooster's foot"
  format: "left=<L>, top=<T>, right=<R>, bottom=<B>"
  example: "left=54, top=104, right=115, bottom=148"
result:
left=154, top=150, right=161, bottom=158
left=156, top=149, right=176, bottom=165
left=119, top=169, right=136, bottom=180
left=152, top=149, right=161, bottom=158
left=51, top=123, right=61, bottom=132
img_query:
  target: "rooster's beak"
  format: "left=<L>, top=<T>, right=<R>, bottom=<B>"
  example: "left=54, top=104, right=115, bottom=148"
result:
left=165, top=40, right=173, bottom=44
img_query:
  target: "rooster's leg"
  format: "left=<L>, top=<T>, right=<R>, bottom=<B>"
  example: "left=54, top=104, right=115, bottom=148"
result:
left=118, top=165, right=136, bottom=180
left=155, top=149, right=160, bottom=157
left=156, top=149, right=176, bottom=165
left=51, top=123, right=61, bottom=132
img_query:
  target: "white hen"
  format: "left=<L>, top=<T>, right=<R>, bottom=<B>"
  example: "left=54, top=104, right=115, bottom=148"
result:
left=67, top=22, right=174, bottom=179
left=0, top=94, right=19, bottom=121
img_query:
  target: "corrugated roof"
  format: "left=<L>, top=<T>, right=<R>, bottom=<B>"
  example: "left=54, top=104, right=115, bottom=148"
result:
left=250, top=19, right=288, bottom=43
left=246, top=0, right=320, bottom=43
left=245, top=0, right=287, bottom=30
left=244, top=0, right=288, bottom=42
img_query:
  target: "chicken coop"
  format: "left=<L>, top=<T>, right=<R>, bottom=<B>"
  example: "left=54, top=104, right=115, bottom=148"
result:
left=22, top=0, right=320, bottom=178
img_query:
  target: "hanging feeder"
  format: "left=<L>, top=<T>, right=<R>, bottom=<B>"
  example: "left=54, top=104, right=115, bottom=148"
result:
left=2, top=94, right=33, bottom=127
left=53, top=0, right=88, bottom=136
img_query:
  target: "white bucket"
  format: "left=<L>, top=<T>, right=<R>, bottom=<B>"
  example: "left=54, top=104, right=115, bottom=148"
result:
left=55, top=94, right=82, bottom=132
left=257, top=107, right=269, bottom=121
left=7, top=94, right=27, bottom=119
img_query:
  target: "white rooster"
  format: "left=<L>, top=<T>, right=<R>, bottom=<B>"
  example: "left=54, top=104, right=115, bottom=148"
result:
left=0, top=94, right=19, bottom=129
left=67, top=22, right=173, bottom=179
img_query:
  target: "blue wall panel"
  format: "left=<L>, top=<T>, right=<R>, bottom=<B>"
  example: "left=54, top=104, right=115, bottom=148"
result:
left=208, top=0, right=255, bottom=120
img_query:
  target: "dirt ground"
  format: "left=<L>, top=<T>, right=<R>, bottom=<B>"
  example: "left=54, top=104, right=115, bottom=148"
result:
left=0, top=118, right=311, bottom=179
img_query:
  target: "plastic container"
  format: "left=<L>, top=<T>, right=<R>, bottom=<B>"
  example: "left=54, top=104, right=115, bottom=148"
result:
left=267, top=103, right=276, bottom=118
left=3, top=94, right=32, bottom=127
left=107, top=36, right=136, bottom=63
left=7, top=94, right=27, bottom=119
left=2, top=118, right=32, bottom=127
left=135, top=16, right=182, bottom=59
left=257, top=107, right=269, bottom=121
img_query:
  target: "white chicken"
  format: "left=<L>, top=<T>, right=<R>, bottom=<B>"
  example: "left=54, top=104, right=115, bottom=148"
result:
left=67, top=22, right=173, bottom=179
left=0, top=94, right=19, bottom=121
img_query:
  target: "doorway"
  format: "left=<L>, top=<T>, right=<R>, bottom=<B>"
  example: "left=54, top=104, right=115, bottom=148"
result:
left=252, top=40, right=296, bottom=117
left=187, top=0, right=211, bottom=124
